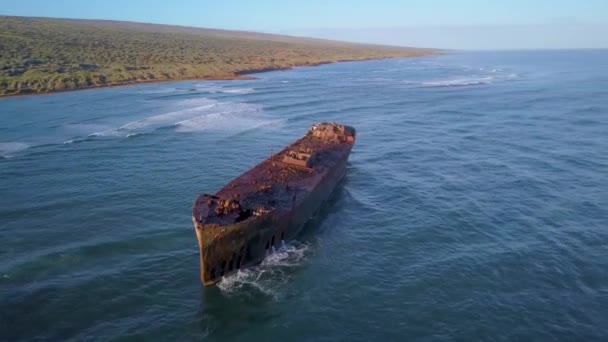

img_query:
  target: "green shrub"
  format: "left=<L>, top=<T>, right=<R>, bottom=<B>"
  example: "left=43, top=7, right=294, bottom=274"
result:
left=0, top=16, right=434, bottom=96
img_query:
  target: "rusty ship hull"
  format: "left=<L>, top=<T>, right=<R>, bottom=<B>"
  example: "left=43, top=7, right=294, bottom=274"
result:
left=192, top=123, right=356, bottom=286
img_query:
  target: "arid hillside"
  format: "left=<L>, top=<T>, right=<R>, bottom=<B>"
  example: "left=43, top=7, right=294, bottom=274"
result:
left=0, top=16, right=435, bottom=96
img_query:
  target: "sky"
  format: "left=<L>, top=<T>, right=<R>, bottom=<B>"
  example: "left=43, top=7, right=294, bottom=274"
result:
left=1, top=0, right=607, bottom=49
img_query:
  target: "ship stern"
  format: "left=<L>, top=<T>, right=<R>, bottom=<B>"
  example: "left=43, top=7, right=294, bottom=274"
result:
left=192, top=194, right=279, bottom=286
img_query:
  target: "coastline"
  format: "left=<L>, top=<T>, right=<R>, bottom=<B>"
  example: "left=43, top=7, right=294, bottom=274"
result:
left=0, top=54, right=435, bottom=99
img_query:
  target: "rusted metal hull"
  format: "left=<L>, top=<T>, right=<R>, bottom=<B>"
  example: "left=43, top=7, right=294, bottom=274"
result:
left=193, top=123, right=355, bottom=286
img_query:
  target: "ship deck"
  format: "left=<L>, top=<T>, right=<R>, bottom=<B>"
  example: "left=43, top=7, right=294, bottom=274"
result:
left=193, top=134, right=351, bottom=226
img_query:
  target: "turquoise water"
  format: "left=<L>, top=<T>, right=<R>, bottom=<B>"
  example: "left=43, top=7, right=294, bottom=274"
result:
left=1, top=50, right=607, bottom=340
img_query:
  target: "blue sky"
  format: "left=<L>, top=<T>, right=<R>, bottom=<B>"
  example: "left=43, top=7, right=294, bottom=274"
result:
left=2, top=0, right=607, bottom=49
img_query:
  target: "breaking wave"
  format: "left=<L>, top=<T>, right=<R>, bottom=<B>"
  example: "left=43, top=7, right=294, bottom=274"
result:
left=88, top=98, right=271, bottom=137
left=139, top=85, right=255, bottom=95
left=174, top=105, right=282, bottom=133
left=0, top=142, right=30, bottom=158
left=4, top=96, right=276, bottom=155
left=220, top=88, right=255, bottom=94
left=421, top=76, right=496, bottom=87
left=217, top=241, right=309, bottom=299
left=89, top=100, right=217, bottom=137
left=419, top=72, right=518, bottom=88
left=182, top=84, right=255, bottom=95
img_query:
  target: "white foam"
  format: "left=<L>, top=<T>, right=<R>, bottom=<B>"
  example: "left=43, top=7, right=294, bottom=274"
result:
left=261, top=241, right=308, bottom=267
left=85, top=97, right=277, bottom=138
left=63, top=123, right=111, bottom=134
left=185, top=85, right=255, bottom=95
left=221, top=88, right=254, bottom=94
left=217, top=241, right=309, bottom=298
left=421, top=76, right=495, bottom=87
left=119, top=103, right=217, bottom=130
left=174, top=97, right=217, bottom=107
left=88, top=129, right=126, bottom=138
left=0, top=142, right=30, bottom=157
left=173, top=102, right=281, bottom=133
left=89, top=99, right=218, bottom=137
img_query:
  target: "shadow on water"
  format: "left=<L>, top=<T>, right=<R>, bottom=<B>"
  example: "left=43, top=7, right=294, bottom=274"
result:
left=297, top=173, right=350, bottom=241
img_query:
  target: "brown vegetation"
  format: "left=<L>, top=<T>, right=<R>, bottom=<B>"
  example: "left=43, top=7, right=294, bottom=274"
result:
left=0, top=16, right=435, bottom=96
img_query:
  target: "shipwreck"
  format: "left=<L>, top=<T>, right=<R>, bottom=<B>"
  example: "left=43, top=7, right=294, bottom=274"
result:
left=192, top=122, right=356, bottom=286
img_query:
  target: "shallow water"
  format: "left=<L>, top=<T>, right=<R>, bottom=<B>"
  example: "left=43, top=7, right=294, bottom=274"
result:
left=1, top=50, right=607, bottom=340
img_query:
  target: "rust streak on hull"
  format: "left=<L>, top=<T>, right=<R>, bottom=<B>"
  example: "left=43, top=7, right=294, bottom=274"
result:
left=192, top=122, right=356, bottom=286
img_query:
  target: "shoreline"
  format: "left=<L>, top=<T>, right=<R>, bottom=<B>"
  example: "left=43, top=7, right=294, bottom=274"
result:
left=0, top=55, right=434, bottom=99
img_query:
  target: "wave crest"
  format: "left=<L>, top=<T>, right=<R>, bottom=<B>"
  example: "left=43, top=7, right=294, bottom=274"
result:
left=421, top=76, right=496, bottom=87
left=88, top=98, right=273, bottom=137
left=0, top=142, right=30, bottom=158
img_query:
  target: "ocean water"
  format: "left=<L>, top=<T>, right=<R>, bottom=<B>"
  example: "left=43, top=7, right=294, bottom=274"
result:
left=1, top=50, right=607, bottom=340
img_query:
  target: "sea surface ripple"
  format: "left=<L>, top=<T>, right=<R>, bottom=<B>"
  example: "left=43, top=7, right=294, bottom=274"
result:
left=1, top=50, right=607, bottom=341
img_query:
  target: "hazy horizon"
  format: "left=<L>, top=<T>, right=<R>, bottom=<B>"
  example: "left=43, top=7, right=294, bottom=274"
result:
left=277, top=22, right=608, bottom=50
left=1, top=1, right=608, bottom=50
